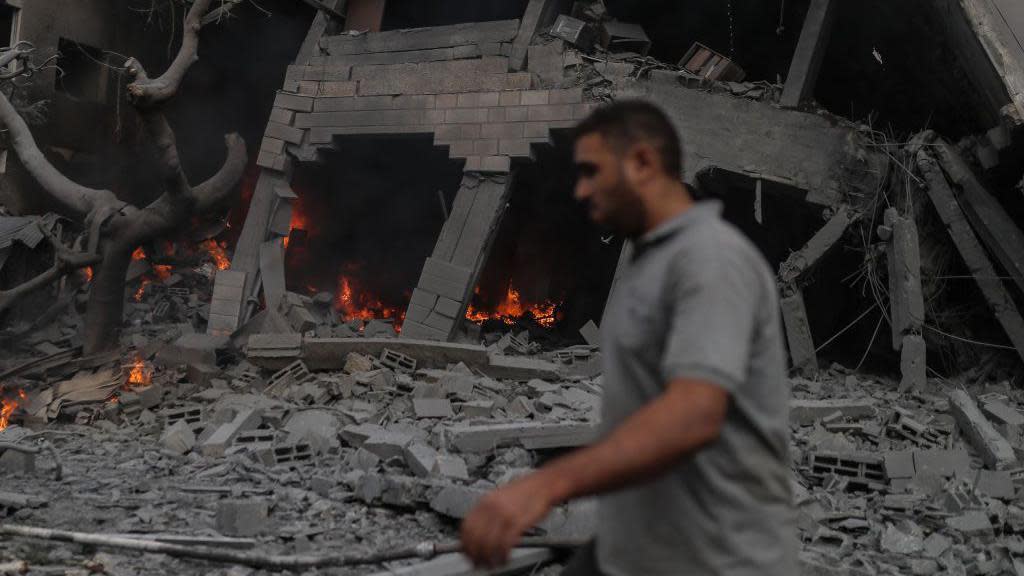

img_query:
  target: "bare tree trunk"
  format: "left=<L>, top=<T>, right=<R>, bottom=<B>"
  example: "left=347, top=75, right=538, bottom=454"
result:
left=0, top=1, right=247, bottom=354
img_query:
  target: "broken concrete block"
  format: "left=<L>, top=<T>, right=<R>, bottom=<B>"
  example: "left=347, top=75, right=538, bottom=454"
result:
left=160, top=419, right=197, bottom=455
left=912, top=449, right=971, bottom=479
left=156, top=333, right=229, bottom=369
left=429, top=484, right=488, bottom=519
left=806, top=452, right=886, bottom=490
left=433, top=454, right=470, bottom=481
left=362, top=431, right=415, bottom=461
left=981, top=400, right=1024, bottom=446
left=444, top=421, right=599, bottom=453
left=379, top=348, right=417, bottom=373
left=948, top=389, right=1018, bottom=470
left=216, top=499, right=269, bottom=537
left=457, top=400, right=495, bottom=418
left=283, top=409, right=339, bottom=455
left=880, top=520, right=924, bottom=555
left=200, top=408, right=262, bottom=458
left=364, top=320, right=396, bottom=338
left=974, top=469, right=1015, bottom=500
left=0, top=449, right=35, bottom=475
left=944, top=510, right=992, bottom=535
left=340, top=423, right=388, bottom=447
left=344, top=352, right=374, bottom=374
left=921, top=532, right=951, bottom=559
left=413, top=398, right=454, bottom=419
left=579, top=320, right=600, bottom=346
left=883, top=451, right=916, bottom=480
left=403, top=443, right=439, bottom=478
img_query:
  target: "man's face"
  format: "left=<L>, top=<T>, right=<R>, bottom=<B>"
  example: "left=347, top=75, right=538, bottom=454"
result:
left=573, top=132, right=646, bottom=237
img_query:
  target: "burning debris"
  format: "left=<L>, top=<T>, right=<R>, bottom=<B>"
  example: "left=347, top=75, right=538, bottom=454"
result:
left=0, top=0, right=1023, bottom=573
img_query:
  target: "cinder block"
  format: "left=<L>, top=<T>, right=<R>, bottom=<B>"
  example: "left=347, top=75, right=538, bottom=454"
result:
left=474, top=139, right=499, bottom=155
left=528, top=104, right=574, bottom=122
left=524, top=122, right=551, bottom=139
left=413, top=398, right=454, bottom=419
left=392, top=94, right=437, bottom=109
left=425, top=311, right=457, bottom=331
left=452, top=44, right=481, bottom=59
left=463, top=156, right=482, bottom=171
left=313, top=95, right=394, bottom=112
left=200, top=408, right=263, bottom=457
left=302, top=66, right=325, bottom=81
left=481, top=122, right=524, bottom=139
left=322, top=64, right=352, bottom=81
left=260, top=137, right=285, bottom=156
left=274, top=92, right=314, bottom=112
left=521, top=90, right=550, bottom=106
left=550, top=87, right=583, bottom=104
left=318, top=81, right=358, bottom=97
left=573, top=102, right=598, bottom=119
left=478, top=92, right=500, bottom=107
left=265, top=121, right=305, bottom=145
left=448, top=140, right=475, bottom=158
left=436, top=93, right=458, bottom=108
left=480, top=155, right=511, bottom=173
left=503, top=73, right=533, bottom=90
left=487, top=107, right=506, bottom=123
left=424, top=109, right=446, bottom=124
left=499, top=91, right=521, bottom=106
left=268, top=107, right=295, bottom=125
left=216, top=500, right=268, bottom=537
left=457, top=93, right=481, bottom=108
left=401, top=320, right=449, bottom=341
left=500, top=138, right=533, bottom=157
left=435, top=296, right=462, bottom=317
left=296, top=81, right=319, bottom=95
left=505, top=106, right=528, bottom=121
left=446, top=108, right=490, bottom=124
left=407, top=304, right=431, bottom=324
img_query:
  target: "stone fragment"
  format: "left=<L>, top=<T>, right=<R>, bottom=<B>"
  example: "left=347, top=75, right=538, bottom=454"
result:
left=790, top=398, right=877, bottom=426
left=344, top=352, right=375, bottom=374
left=944, top=510, right=992, bottom=535
left=948, top=389, right=1017, bottom=470
left=362, top=431, right=415, bottom=461
left=0, top=449, right=35, bottom=475
left=974, top=469, right=1015, bottom=500
left=216, top=500, right=269, bottom=537
left=880, top=520, right=924, bottom=554
left=403, top=443, right=439, bottom=478
left=413, top=397, right=454, bottom=419
left=921, top=532, right=951, bottom=558
left=432, top=454, right=470, bottom=480
left=160, top=419, right=196, bottom=455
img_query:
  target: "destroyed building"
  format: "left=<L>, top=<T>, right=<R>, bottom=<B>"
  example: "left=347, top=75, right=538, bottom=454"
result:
left=0, top=0, right=1024, bottom=574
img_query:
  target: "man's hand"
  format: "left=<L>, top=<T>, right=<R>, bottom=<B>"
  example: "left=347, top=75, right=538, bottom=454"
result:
left=460, top=473, right=558, bottom=568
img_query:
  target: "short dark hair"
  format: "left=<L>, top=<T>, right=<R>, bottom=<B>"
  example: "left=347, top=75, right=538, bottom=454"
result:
left=573, top=100, right=683, bottom=179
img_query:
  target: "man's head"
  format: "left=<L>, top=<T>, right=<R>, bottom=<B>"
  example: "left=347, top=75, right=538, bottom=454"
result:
left=572, top=100, right=685, bottom=237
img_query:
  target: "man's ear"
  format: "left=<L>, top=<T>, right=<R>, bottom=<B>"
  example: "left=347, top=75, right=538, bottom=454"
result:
left=626, top=142, right=659, bottom=181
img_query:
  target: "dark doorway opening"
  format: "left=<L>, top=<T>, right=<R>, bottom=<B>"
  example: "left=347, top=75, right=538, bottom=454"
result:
left=467, top=132, right=622, bottom=343
left=286, top=136, right=464, bottom=327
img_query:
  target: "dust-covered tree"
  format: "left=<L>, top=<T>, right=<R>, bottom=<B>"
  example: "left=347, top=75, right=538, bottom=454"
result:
left=0, top=0, right=247, bottom=354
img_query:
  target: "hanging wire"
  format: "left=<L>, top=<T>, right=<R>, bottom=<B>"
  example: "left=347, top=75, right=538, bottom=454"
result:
left=726, top=0, right=736, bottom=58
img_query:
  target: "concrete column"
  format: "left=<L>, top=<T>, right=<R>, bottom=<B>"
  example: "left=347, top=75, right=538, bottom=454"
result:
left=402, top=173, right=513, bottom=341
left=883, top=208, right=926, bottom=391
left=510, top=0, right=567, bottom=70
left=780, top=285, right=817, bottom=376
left=780, top=0, right=838, bottom=108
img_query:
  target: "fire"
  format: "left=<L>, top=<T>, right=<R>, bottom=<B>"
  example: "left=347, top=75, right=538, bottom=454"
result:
left=285, top=204, right=308, bottom=250
left=125, top=356, right=152, bottom=390
left=134, top=278, right=151, bottom=302
left=200, top=239, right=230, bottom=270
left=335, top=275, right=406, bottom=327
left=84, top=267, right=94, bottom=282
left=132, top=247, right=146, bottom=260
left=466, top=286, right=560, bottom=328
left=0, top=389, right=27, bottom=431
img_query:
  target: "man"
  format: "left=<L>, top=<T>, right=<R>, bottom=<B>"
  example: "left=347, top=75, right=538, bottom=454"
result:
left=460, top=100, right=797, bottom=575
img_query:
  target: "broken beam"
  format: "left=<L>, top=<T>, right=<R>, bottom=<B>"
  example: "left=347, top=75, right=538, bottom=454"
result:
left=781, top=0, right=838, bottom=108
left=917, top=150, right=1024, bottom=363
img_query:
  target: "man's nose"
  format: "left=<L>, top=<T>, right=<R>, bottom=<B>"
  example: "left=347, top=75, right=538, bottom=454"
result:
left=574, top=181, right=590, bottom=202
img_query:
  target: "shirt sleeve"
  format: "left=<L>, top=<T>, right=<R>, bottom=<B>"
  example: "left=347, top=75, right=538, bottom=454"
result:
left=660, top=249, right=761, bottom=393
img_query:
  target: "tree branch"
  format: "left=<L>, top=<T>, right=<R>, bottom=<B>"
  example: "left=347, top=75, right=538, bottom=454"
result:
left=141, top=110, right=191, bottom=198
left=126, top=0, right=215, bottom=107
left=0, top=89, right=120, bottom=222
left=0, top=227, right=101, bottom=314
left=193, top=133, right=247, bottom=211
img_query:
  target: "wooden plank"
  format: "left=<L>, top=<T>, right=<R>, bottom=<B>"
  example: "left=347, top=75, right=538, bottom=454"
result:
left=918, top=150, right=1024, bottom=362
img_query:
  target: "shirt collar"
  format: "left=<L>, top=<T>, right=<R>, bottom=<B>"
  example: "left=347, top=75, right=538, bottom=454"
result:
left=636, top=199, right=724, bottom=248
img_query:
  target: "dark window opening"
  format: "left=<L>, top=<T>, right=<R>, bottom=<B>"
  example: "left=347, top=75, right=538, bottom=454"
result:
left=55, top=38, right=110, bottom=103
left=467, top=132, right=623, bottom=345
left=381, top=0, right=530, bottom=30
left=286, top=135, right=464, bottom=328
left=0, top=4, right=16, bottom=46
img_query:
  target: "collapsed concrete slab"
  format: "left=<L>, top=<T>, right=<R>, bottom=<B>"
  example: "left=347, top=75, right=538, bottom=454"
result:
left=948, top=389, right=1018, bottom=470
left=442, top=421, right=599, bottom=453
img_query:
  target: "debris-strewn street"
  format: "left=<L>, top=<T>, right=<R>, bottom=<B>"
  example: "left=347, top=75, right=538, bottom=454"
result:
left=2, top=0, right=1024, bottom=574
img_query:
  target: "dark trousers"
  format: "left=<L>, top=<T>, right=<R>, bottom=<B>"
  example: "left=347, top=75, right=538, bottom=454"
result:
left=560, top=540, right=607, bottom=576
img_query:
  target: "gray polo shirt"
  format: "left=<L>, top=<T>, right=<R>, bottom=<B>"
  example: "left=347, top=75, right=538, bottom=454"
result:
left=596, top=200, right=797, bottom=576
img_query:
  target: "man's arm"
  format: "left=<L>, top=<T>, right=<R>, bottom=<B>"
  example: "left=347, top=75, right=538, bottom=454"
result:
left=460, top=377, right=729, bottom=568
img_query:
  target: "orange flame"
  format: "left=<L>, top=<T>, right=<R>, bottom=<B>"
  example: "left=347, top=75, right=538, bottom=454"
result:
left=152, top=265, right=173, bottom=281
left=125, top=356, right=152, bottom=390
left=132, top=247, right=146, bottom=261
left=0, top=389, right=27, bottom=431
left=466, top=286, right=560, bottom=328
left=83, top=267, right=94, bottom=282
left=134, top=278, right=151, bottom=302
left=335, top=275, right=406, bottom=328
left=200, top=240, right=230, bottom=270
